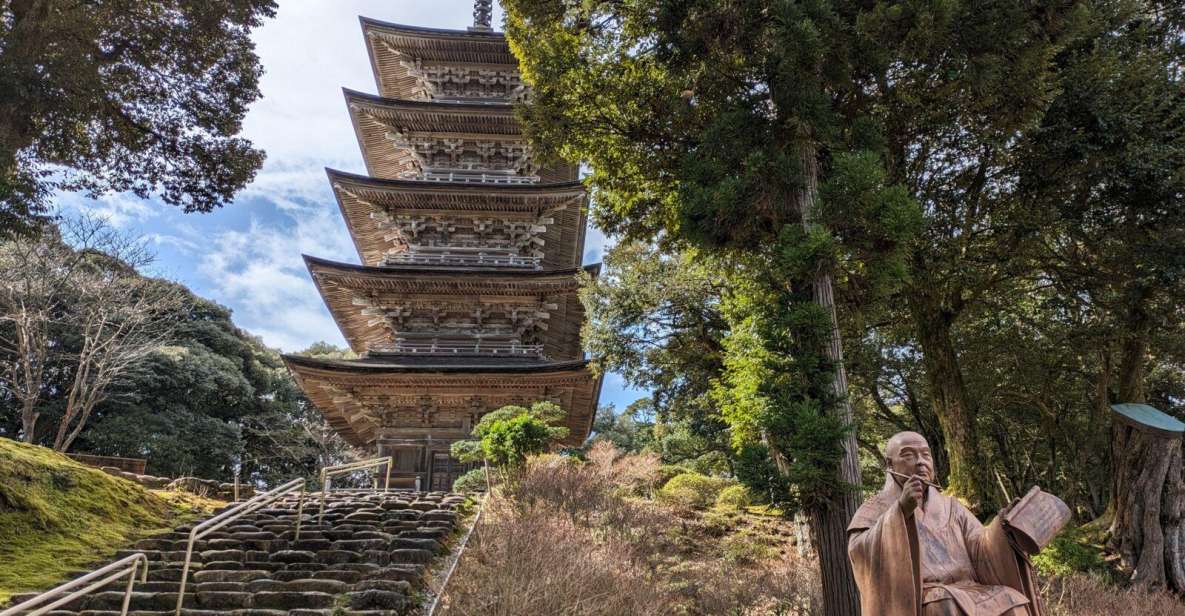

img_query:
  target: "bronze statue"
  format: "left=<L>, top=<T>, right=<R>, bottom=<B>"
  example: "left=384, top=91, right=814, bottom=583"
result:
left=847, top=431, right=1069, bottom=616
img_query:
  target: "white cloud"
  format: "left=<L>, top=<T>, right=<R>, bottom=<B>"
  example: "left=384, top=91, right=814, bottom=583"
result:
left=197, top=204, right=356, bottom=352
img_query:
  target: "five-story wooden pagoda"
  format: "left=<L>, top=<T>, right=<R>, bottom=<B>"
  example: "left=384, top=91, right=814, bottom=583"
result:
left=284, top=1, right=602, bottom=490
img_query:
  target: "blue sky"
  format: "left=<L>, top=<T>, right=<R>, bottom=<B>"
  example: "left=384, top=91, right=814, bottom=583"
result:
left=56, top=0, right=646, bottom=410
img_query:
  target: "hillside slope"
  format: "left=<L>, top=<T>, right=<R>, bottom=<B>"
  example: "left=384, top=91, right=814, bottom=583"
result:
left=0, top=438, right=220, bottom=603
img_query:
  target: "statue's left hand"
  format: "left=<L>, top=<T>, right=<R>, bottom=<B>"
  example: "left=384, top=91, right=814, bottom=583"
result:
left=999, top=497, right=1021, bottom=517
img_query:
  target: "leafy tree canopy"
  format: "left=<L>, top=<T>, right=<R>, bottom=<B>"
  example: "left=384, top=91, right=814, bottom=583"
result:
left=0, top=0, right=277, bottom=236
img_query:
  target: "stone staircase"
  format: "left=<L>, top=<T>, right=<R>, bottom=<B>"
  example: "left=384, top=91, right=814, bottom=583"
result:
left=12, top=489, right=469, bottom=616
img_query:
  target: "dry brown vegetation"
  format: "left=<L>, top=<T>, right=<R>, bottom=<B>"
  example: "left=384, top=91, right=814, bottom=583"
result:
left=1041, top=574, right=1185, bottom=616
left=440, top=443, right=821, bottom=615
left=440, top=443, right=1185, bottom=615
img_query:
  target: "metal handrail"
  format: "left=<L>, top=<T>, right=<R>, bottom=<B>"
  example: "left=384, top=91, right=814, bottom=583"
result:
left=0, top=553, right=148, bottom=616
left=174, top=478, right=307, bottom=615
left=318, top=457, right=393, bottom=523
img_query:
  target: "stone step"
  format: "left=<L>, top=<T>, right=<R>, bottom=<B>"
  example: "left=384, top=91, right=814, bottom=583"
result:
left=24, top=490, right=467, bottom=616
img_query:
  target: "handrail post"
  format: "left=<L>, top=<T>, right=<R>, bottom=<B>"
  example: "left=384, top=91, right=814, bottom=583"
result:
left=174, top=528, right=198, bottom=616
left=318, top=469, right=329, bottom=525
left=385, top=459, right=392, bottom=492
left=118, top=559, right=138, bottom=616
left=294, top=488, right=306, bottom=541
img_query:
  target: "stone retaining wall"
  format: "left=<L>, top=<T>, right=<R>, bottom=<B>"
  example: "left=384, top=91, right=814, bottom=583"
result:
left=67, top=452, right=147, bottom=475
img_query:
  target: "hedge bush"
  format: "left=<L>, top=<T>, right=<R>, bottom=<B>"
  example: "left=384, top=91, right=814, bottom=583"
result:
left=452, top=468, right=488, bottom=493
left=658, top=472, right=734, bottom=509
left=715, top=484, right=752, bottom=511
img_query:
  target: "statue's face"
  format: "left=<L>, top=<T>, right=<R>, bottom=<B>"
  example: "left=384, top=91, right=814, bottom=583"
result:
left=887, top=432, right=934, bottom=483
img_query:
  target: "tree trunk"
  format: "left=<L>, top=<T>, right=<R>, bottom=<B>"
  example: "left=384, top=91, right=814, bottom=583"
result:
left=799, top=143, right=861, bottom=616
left=20, top=398, right=38, bottom=443
left=908, top=292, right=992, bottom=510
left=1108, top=420, right=1185, bottom=591
left=1117, top=300, right=1151, bottom=404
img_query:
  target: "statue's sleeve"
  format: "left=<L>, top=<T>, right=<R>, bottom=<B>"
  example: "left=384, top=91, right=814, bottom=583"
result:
left=960, top=507, right=1044, bottom=612
left=847, top=500, right=921, bottom=616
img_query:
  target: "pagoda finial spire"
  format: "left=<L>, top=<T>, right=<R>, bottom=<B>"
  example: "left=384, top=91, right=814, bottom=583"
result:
left=471, top=0, right=493, bottom=31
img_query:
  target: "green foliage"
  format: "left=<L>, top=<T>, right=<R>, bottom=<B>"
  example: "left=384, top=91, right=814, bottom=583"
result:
left=0, top=438, right=216, bottom=602
left=714, top=485, right=752, bottom=512
left=451, top=469, right=488, bottom=494
left=655, top=464, right=690, bottom=489
left=1031, top=526, right=1111, bottom=580
left=658, top=472, right=733, bottom=509
left=452, top=402, right=570, bottom=474
left=480, top=414, right=565, bottom=469
left=587, top=403, right=654, bottom=453
left=580, top=243, right=729, bottom=461
left=449, top=440, right=484, bottom=466
left=0, top=1, right=277, bottom=236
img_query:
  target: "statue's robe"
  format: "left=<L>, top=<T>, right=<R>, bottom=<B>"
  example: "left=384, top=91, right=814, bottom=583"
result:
left=847, top=477, right=1044, bottom=616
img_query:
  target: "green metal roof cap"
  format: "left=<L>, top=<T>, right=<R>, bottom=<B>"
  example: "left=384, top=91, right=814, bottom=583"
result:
left=1111, top=403, right=1185, bottom=436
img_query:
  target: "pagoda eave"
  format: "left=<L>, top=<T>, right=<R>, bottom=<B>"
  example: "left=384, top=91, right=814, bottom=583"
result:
left=345, top=89, right=575, bottom=182
left=285, top=354, right=601, bottom=448
left=305, top=254, right=596, bottom=289
left=360, top=17, right=518, bottom=100
left=305, top=256, right=594, bottom=357
left=327, top=168, right=589, bottom=269
left=346, top=89, right=518, bottom=135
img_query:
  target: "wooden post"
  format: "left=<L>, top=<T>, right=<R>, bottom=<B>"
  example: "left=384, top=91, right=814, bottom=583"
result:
left=1109, top=403, right=1185, bottom=591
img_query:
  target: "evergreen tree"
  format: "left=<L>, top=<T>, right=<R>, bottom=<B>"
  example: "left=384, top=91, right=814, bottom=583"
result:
left=0, top=0, right=276, bottom=236
left=503, top=1, right=1081, bottom=611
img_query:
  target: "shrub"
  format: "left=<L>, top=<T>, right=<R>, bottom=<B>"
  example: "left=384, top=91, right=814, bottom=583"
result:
left=452, top=469, right=488, bottom=493
left=715, top=484, right=752, bottom=511
left=655, top=464, right=690, bottom=488
left=658, top=472, right=733, bottom=509
left=685, top=450, right=731, bottom=475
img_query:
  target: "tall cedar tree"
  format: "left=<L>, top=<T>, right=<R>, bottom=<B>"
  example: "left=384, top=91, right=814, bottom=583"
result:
left=0, top=0, right=276, bottom=236
left=503, top=1, right=1080, bottom=612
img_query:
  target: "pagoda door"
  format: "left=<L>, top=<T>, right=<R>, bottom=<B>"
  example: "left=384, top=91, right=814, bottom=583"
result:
left=429, top=452, right=464, bottom=491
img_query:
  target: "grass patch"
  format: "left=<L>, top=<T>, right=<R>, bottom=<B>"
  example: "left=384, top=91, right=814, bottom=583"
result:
left=0, top=438, right=222, bottom=604
left=1032, top=524, right=1112, bottom=580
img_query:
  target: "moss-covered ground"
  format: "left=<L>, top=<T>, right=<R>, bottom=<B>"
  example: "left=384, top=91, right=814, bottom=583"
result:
left=0, top=438, right=224, bottom=604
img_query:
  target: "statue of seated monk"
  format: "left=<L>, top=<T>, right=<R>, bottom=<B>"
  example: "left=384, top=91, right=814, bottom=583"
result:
left=847, top=431, right=1061, bottom=616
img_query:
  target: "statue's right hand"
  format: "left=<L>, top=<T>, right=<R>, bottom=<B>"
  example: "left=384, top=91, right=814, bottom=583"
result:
left=898, top=475, right=925, bottom=515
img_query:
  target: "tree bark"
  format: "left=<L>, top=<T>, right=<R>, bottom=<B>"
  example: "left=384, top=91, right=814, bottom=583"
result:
left=1116, top=299, right=1151, bottom=404
left=908, top=291, right=993, bottom=510
left=798, top=143, right=862, bottom=616
left=1108, top=420, right=1185, bottom=591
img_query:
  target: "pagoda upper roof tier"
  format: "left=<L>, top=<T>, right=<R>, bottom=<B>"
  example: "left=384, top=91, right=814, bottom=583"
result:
left=305, top=255, right=595, bottom=358
left=345, top=89, right=576, bottom=183
left=360, top=18, right=519, bottom=100
left=327, top=169, right=589, bottom=269
left=284, top=353, right=601, bottom=448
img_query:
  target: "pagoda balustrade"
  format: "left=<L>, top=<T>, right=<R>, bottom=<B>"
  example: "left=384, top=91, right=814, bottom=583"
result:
left=382, top=251, right=542, bottom=269
left=419, top=171, right=538, bottom=185
left=370, top=338, right=545, bottom=357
